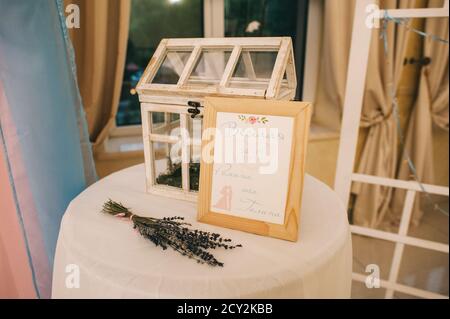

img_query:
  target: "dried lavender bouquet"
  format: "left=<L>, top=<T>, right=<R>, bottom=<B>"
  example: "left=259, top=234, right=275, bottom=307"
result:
left=101, top=199, right=242, bottom=267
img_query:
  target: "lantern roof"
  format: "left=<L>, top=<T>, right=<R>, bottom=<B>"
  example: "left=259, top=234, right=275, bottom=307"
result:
left=136, top=37, right=296, bottom=100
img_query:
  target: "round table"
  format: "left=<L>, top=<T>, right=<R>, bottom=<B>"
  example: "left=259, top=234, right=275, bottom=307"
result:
left=52, top=164, right=352, bottom=298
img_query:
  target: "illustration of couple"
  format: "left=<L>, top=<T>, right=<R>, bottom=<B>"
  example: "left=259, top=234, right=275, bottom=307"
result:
left=213, top=185, right=233, bottom=211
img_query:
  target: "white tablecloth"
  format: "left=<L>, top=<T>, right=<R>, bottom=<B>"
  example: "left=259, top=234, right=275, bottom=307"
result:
left=52, top=164, right=352, bottom=298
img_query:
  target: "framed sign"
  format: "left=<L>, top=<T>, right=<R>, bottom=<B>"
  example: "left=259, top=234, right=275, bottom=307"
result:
left=197, top=97, right=312, bottom=241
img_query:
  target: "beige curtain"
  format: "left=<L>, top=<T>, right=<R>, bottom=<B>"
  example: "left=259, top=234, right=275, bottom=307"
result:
left=314, top=0, right=415, bottom=227
left=391, top=0, right=449, bottom=225
left=351, top=1, right=415, bottom=227
left=313, top=0, right=356, bottom=131
left=65, top=0, right=130, bottom=152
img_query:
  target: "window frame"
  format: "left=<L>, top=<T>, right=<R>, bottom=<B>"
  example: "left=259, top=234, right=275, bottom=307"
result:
left=111, top=0, right=322, bottom=141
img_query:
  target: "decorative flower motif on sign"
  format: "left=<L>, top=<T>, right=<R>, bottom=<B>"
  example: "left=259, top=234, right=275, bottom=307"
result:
left=238, top=115, right=269, bottom=124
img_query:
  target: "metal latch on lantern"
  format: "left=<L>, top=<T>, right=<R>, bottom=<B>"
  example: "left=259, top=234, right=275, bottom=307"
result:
left=187, top=101, right=203, bottom=119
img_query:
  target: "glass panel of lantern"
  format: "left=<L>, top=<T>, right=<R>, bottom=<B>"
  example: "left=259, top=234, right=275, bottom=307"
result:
left=187, top=48, right=232, bottom=88
left=153, top=141, right=183, bottom=189
left=151, top=50, right=193, bottom=85
left=150, top=111, right=180, bottom=136
left=229, top=50, right=278, bottom=89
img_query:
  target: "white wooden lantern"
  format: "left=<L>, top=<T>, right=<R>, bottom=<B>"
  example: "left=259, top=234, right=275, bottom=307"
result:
left=136, top=37, right=297, bottom=201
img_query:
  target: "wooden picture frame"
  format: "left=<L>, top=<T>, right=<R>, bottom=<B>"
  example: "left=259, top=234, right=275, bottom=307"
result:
left=197, top=97, right=312, bottom=241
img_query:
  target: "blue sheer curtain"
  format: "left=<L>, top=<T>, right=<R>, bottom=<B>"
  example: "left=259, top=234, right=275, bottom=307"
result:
left=0, top=0, right=96, bottom=298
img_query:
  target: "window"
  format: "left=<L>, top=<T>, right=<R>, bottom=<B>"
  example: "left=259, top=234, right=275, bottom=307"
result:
left=225, top=0, right=309, bottom=98
left=116, top=0, right=203, bottom=126
left=116, top=0, right=309, bottom=126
